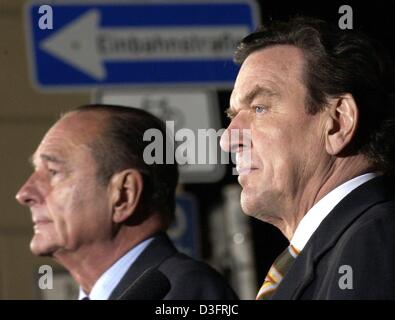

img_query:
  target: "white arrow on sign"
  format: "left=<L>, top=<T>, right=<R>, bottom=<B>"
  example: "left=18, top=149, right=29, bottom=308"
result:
left=40, top=9, right=249, bottom=80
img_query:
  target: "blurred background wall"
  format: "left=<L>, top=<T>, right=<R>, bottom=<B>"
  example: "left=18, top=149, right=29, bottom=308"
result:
left=0, top=0, right=89, bottom=299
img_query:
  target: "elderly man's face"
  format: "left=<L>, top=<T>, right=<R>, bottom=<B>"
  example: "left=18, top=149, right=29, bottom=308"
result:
left=221, top=45, right=326, bottom=223
left=16, top=112, right=112, bottom=257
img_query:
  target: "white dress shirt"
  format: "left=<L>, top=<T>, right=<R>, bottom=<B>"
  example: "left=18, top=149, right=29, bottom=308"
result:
left=290, top=173, right=378, bottom=252
left=78, top=237, right=154, bottom=300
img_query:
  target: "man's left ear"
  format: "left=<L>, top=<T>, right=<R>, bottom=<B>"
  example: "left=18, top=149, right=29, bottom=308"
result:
left=324, top=94, right=359, bottom=155
left=108, top=169, right=143, bottom=223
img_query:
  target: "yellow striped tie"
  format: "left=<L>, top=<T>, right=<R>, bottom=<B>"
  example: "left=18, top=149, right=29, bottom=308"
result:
left=256, top=245, right=300, bottom=300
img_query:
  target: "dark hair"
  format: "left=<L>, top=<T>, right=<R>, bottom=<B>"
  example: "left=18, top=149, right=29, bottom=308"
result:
left=70, top=104, right=178, bottom=226
left=235, top=16, right=395, bottom=173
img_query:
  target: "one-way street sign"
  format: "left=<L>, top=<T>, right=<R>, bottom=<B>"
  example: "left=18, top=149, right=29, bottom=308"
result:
left=26, top=1, right=258, bottom=90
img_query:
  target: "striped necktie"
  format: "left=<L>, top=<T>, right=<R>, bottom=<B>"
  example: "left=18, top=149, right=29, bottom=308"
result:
left=256, top=244, right=300, bottom=300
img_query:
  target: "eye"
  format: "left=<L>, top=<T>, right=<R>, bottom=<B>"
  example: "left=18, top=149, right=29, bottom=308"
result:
left=48, top=168, right=58, bottom=177
left=255, top=106, right=267, bottom=114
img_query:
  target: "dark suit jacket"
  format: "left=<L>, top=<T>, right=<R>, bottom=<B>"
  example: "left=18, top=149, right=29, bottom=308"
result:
left=272, top=175, right=395, bottom=299
left=108, top=233, right=238, bottom=300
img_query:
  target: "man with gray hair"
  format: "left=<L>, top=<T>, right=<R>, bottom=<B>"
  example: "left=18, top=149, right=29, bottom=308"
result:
left=16, top=104, right=238, bottom=300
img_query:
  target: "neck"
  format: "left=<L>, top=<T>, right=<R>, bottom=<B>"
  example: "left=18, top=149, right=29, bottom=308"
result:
left=53, top=227, right=157, bottom=293
left=277, top=155, right=374, bottom=240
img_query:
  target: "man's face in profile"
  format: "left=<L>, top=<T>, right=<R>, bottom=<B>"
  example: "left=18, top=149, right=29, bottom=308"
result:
left=15, top=112, right=113, bottom=258
left=221, top=45, right=327, bottom=225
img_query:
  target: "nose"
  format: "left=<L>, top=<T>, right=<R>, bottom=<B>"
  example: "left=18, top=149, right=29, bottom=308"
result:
left=15, top=174, right=43, bottom=207
left=220, top=111, right=251, bottom=153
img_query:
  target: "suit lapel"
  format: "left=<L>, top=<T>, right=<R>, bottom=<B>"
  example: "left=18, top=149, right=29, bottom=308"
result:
left=108, top=232, right=177, bottom=299
left=273, top=176, right=394, bottom=299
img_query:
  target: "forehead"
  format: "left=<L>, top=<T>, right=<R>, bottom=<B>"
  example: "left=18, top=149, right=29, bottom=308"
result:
left=33, top=111, right=105, bottom=163
left=231, top=45, right=306, bottom=104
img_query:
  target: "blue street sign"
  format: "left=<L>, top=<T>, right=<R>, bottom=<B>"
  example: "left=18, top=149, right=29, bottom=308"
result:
left=168, top=193, right=200, bottom=259
left=25, top=1, right=259, bottom=90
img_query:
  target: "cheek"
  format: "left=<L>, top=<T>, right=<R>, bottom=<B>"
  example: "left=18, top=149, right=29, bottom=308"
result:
left=253, top=124, right=296, bottom=164
left=46, top=183, right=86, bottom=238
left=71, top=179, right=111, bottom=229
left=49, top=182, right=108, bottom=248
left=252, top=123, right=308, bottom=187
left=258, top=121, right=324, bottom=181
left=48, top=184, right=79, bottom=214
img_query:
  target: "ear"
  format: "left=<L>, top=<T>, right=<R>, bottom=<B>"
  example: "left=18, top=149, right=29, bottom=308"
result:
left=324, top=94, right=359, bottom=155
left=108, top=169, right=143, bottom=224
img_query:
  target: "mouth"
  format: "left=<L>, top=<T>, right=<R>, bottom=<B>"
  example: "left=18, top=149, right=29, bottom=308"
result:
left=33, top=220, right=53, bottom=234
left=32, top=217, right=52, bottom=227
left=236, top=166, right=258, bottom=175
left=237, top=167, right=259, bottom=187
left=34, top=220, right=52, bottom=224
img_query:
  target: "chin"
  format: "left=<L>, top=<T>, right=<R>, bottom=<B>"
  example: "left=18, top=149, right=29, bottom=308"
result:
left=240, top=193, right=258, bottom=217
left=240, top=190, right=278, bottom=223
left=30, top=239, right=55, bottom=257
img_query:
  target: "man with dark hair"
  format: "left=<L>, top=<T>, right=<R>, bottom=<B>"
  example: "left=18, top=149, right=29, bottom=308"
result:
left=16, top=104, right=237, bottom=300
left=220, top=16, right=395, bottom=299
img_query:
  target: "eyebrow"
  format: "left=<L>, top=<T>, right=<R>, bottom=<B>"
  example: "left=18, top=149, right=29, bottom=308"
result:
left=29, top=153, right=65, bottom=167
left=241, top=85, right=280, bottom=104
left=226, top=85, right=281, bottom=118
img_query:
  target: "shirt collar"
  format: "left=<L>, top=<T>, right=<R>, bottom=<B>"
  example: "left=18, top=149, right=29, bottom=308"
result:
left=78, top=237, right=154, bottom=300
left=290, top=173, right=378, bottom=252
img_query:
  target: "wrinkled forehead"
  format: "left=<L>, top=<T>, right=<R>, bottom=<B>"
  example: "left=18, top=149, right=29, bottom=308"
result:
left=34, top=111, right=106, bottom=161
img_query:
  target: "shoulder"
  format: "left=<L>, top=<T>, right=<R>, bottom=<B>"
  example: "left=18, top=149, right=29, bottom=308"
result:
left=339, top=199, right=395, bottom=247
left=326, top=198, right=395, bottom=265
left=159, top=252, right=238, bottom=300
left=314, top=200, right=395, bottom=298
